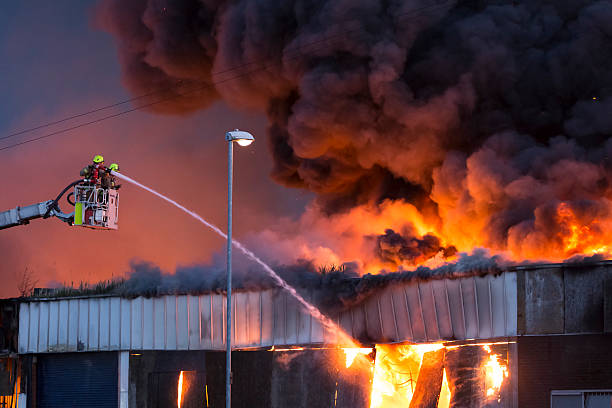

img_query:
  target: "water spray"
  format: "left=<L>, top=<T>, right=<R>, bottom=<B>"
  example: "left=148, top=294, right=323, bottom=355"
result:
left=111, top=171, right=358, bottom=348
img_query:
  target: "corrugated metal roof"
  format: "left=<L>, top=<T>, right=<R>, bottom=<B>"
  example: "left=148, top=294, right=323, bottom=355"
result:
left=18, top=272, right=517, bottom=353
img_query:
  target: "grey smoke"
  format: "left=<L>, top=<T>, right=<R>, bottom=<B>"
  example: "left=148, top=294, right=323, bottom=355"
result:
left=116, top=248, right=511, bottom=312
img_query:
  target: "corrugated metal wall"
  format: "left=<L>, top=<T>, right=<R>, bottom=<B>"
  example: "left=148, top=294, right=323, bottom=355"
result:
left=18, top=272, right=517, bottom=353
left=37, top=352, right=118, bottom=408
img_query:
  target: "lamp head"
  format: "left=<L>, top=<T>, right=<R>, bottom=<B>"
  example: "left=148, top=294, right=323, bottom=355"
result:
left=225, top=129, right=254, bottom=146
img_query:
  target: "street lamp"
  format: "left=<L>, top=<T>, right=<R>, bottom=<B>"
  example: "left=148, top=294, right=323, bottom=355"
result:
left=224, top=129, right=254, bottom=408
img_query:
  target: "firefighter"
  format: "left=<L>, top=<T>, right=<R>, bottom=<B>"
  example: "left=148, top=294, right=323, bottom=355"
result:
left=80, top=155, right=106, bottom=185
left=102, top=163, right=121, bottom=189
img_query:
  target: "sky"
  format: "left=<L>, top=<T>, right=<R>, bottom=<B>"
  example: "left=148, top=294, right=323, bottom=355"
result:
left=0, top=1, right=311, bottom=296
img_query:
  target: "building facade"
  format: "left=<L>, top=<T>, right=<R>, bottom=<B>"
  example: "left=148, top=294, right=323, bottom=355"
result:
left=6, top=261, right=612, bottom=407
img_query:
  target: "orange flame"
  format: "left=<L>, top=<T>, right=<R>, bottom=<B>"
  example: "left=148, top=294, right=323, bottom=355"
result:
left=343, top=348, right=372, bottom=368
left=369, top=343, right=444, bottom=408
left=556, top=202, right=610, bottom=256
left=177, top=370, right=184, bottom=408
left=368, top=343, right=509, bottom=408
left=482, top=345, right=508, bottom=401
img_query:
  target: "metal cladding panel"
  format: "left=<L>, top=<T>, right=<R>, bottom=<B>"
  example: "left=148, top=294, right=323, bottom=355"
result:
left=419, top=282, right=440, bottom=341
left=38, top=302, right=49, bottom=353
left=504, top=272, right=518, bottom=336
left=18, top=272, right=518, bottom=353
left=378, top=291, right=399, bottom=341
left=48, top=301, right=59, bottom=350
left=490, top=275, right=507, bottom=337
left=187, top=295, right=200, bottom=349
left=349, top=306, right=366, bottom=341
left=142, top=297, right=154, bottom=350
left=390, top=285, right=413, bottom=342
left=235, top=293, right=247, bottom=345
left=285, top=294, right=299, bottom=344
left=211, top=294, right=225, bottom=349
left=199, top=295, right=213, bottom=349
left=364, top=294, right=383, bottom=341
left=28, top=302, right=39, bottom=353
left=432, top=280, right=453, bottom=340
left=18, top=303, right=28, bottom=353
left=66, top=300, right=78, bottom=352
left=260, top=291, right=274, bottom=346
left=249, top=292, right=263, bottom=346
left=310, top=312, right=325, bottom=344
left=77, top=299, right=89, bottom=351
left=445, top=278, right=466, bottom=340
left=131, top=297, right=143, bottom=350
left=460, top=278, right=479, bottom=339
left=58, top=300, right=69, bottom=350
left=88, top=299, right=99, bottom=351
left=165, top=296, right=177, bottom=349
left=109, top=297, right=121, bottom=349
left=120, top=298, right=131, bottom=349
left=99, top=298, right=110, bottom=350
left=404, top=283, right=427, bottom=342
left=153, top=297, right=165, bottom=349
left=272, top=292, right=285, bottom=345
left=176, top=296, right=189, bottom=350
left=475, top=277, right=493, bottom=338
left=297, top=295, right=312, bottom=344
left=339, top=311, right=352, bottom=341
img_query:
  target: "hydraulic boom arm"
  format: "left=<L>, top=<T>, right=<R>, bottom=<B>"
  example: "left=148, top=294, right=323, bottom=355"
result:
left=0, top=179, right=85, bottom=231
left=0, top=201, right=73, bottom=230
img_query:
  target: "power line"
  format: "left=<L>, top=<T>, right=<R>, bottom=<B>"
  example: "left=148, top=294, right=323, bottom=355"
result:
left=0, top=0, right=453, bottom=153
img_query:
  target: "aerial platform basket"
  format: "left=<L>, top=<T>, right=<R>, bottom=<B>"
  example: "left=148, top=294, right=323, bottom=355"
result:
left=73, top=185, right=119, bottom=230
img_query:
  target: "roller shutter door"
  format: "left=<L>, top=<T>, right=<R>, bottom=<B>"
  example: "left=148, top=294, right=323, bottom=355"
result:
left=37, top=352, right=117, bottom=408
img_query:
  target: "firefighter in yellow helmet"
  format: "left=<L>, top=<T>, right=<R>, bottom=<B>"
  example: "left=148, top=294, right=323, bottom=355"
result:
left=102, top=163, right=121, bottom=189
left=80, top=155, right=106, bottom=185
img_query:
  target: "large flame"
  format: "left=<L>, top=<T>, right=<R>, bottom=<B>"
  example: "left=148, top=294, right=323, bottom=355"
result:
left=257, top=197, right=612, bottom=278
left=369, top=343, right=445, bottom=408
left=368, top=343, right=508, bottom=408
left=556, top=202, right=611, bottom=256
left=483, top=345, right=509, bottom=401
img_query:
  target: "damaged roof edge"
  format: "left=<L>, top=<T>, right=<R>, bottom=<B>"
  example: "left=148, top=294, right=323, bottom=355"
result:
left=20, top=259, right=612, bottom=302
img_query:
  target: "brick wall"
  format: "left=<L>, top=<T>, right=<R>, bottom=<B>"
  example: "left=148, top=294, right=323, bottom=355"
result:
left=518, top=334, right=612, bottom=407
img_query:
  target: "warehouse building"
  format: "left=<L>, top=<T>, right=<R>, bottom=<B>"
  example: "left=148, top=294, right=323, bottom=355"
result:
left=5, top=261, right=612, bottom=407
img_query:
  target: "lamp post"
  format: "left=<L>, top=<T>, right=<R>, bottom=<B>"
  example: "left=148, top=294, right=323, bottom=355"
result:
left=224, top=129, right=254, bottom=408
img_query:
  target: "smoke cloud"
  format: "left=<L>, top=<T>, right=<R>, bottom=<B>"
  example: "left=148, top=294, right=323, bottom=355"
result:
left=375, top=228, right=457, bottom=267
left=115, top=248, right=511, bottom=312
left=97, top=0, right=612, bottom=265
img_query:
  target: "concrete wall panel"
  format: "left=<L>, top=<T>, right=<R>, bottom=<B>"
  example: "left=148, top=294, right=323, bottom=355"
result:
left=564, top=266, right=608, bottom=333
left=523, top=268, right=564, bottom=334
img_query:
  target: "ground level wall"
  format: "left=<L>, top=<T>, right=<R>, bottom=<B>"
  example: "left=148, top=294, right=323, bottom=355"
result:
left=518, top=334, right=612, bottom=407
left=128, top=349, right=372, bottom=408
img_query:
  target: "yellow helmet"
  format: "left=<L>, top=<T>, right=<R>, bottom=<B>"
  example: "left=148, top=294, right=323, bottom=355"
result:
left=109, top=163, right=119, bottom=172
left=93, top=155, right=104, bottom=163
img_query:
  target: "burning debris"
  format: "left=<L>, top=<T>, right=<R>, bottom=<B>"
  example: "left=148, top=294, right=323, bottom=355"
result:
left=97, top=0, right=612, bottom=269
left=369, top=343, right=509, bottom=408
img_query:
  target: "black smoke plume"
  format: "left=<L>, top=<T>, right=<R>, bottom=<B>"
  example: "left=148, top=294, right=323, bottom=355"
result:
left=375, top=228, right=457, bottom=267
left=97, top=0, right=612, bottom=259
